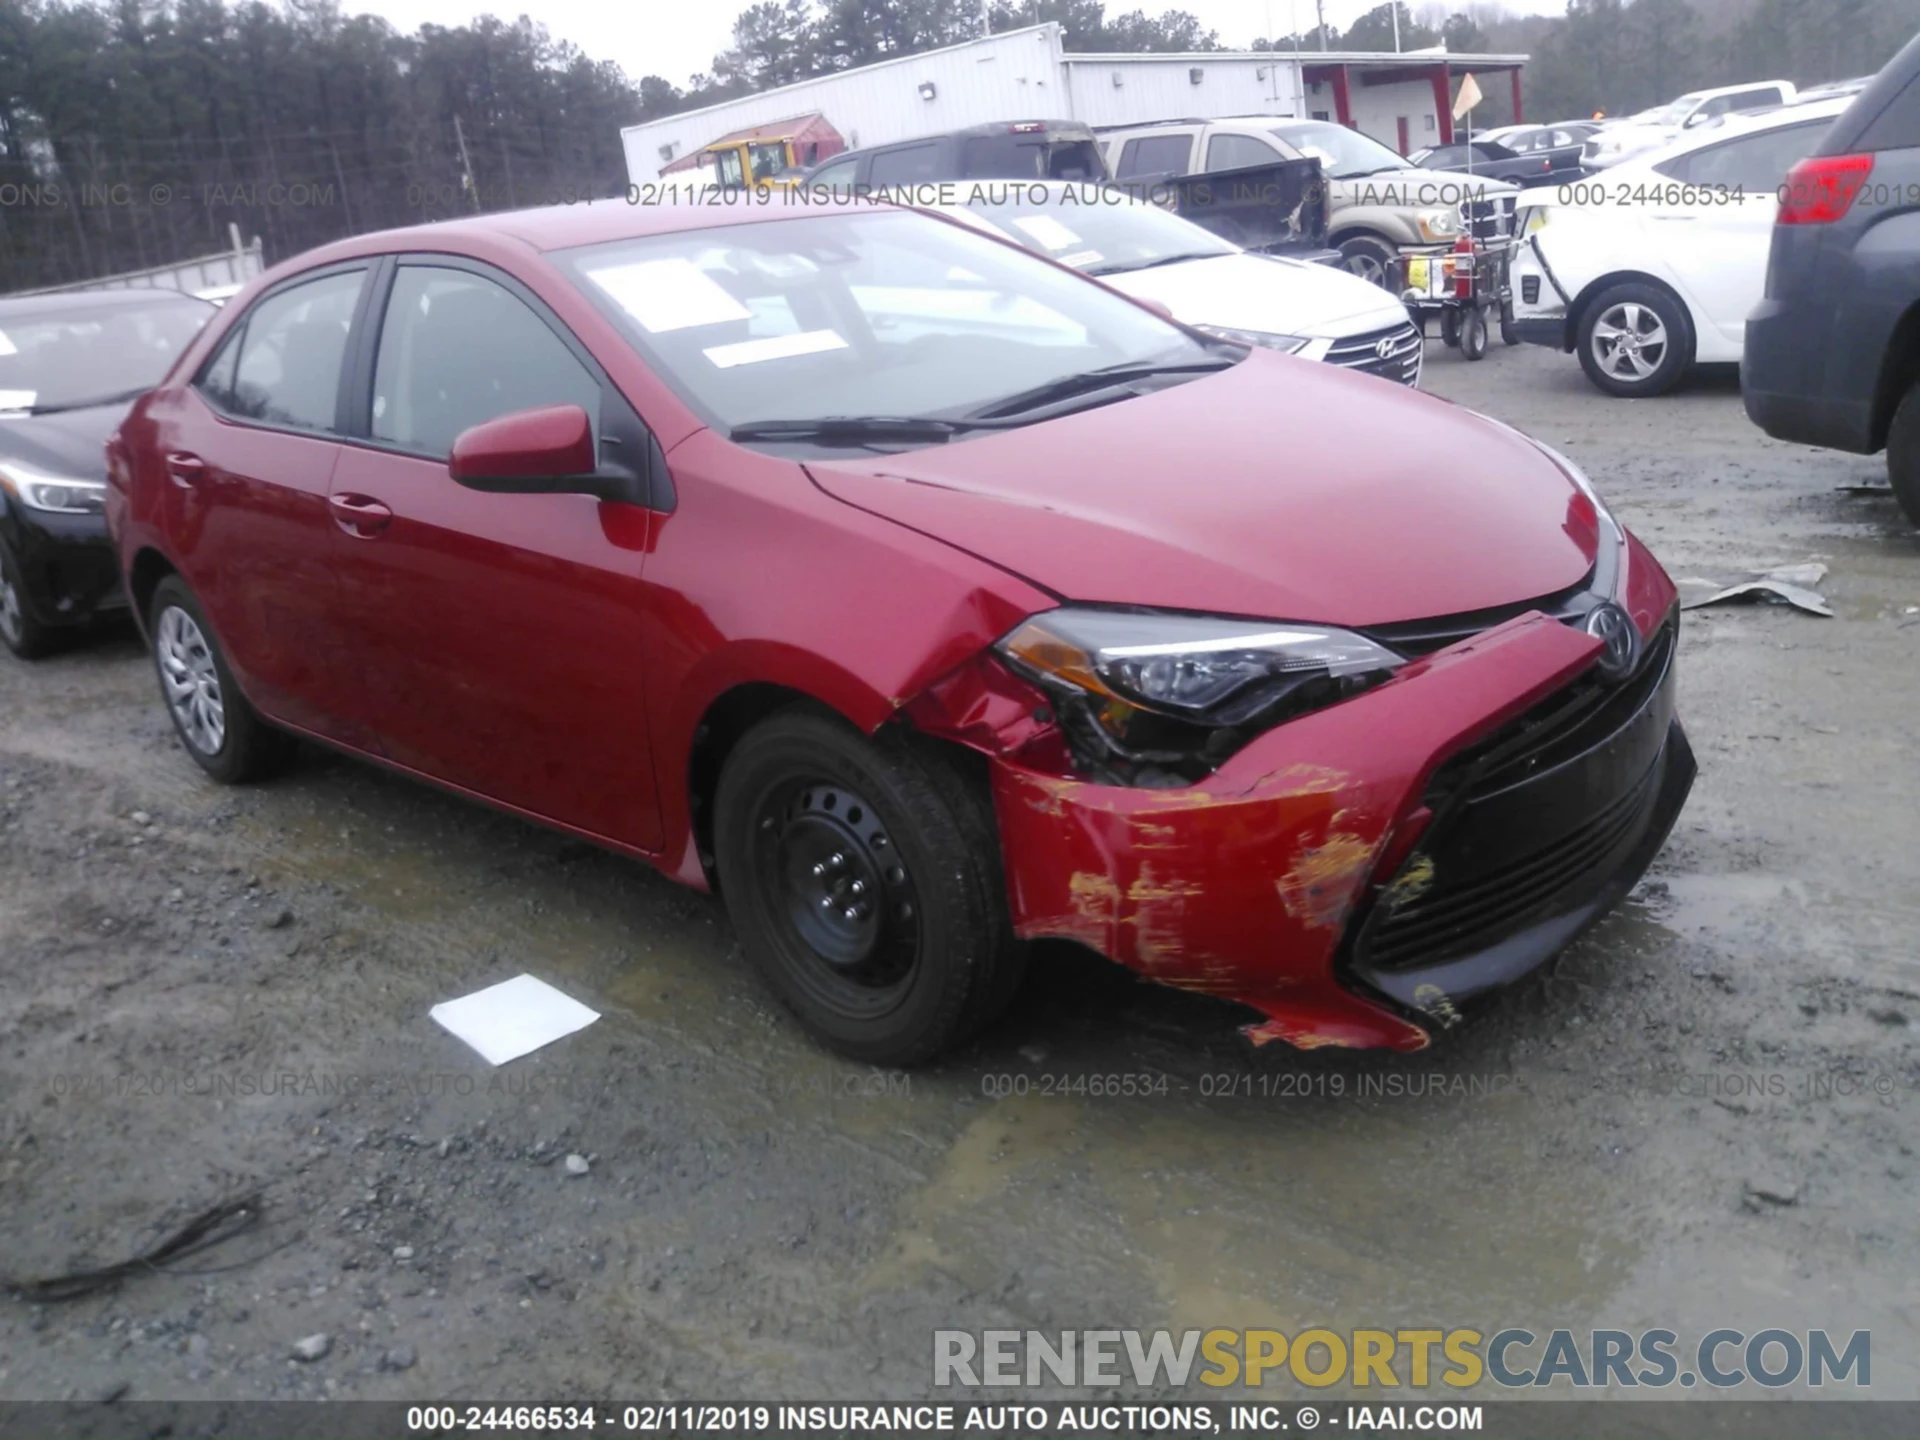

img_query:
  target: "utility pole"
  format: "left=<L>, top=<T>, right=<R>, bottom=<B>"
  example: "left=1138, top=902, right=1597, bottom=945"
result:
left=1391, top=0, right=1400, bottom=51
left=454, top=114, right=481, bottom=213
left=1314, top=0, right=1326, bottom=50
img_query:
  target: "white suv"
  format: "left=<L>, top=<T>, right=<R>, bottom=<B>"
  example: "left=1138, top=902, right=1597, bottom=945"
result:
left=1097, top=117, right=1520, bottom=286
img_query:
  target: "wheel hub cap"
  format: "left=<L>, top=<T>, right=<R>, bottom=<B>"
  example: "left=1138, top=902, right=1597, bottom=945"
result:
left=763, top=783, right=918, bottom=987
left=1593, top=302, right=1667, bottom=381
left=155, top=605, right=226, bottom=755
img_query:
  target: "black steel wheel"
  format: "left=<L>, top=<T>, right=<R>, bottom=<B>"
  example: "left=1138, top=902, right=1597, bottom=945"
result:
left=1440, top=308, right=1462, bottom=349
left=1500, top=296, right=1521, bottom=346
left=714, top=707, right=1026, bottom=1065
left=755, top=778, right=921, bottom=1010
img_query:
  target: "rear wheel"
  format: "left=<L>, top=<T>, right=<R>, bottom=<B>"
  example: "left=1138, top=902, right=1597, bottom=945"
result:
left=1500, top=296, right=1521, bottom=346
left=0, top=543, right=57, bottom=660
left=1440, top=309, right=1461, bottom=348
left=1885, top=381, right=1920, bottom=527
left=148, top=575, right=294, bottom=783
left=1577, top=281, right=1693, bottom=396
left=713, top=707, right=1026, bottom=1065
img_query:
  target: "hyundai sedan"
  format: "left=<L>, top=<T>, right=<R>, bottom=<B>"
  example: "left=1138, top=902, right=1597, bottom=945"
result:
left=108, top=198, right=1694, bottom=1064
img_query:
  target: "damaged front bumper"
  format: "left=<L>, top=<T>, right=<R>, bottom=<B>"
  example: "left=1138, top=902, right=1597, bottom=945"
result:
left=985, top=608, right=1694, bottom=1050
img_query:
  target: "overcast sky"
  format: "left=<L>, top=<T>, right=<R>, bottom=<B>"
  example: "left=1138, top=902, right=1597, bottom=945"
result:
left=362, top=0, right=1572, bottom=88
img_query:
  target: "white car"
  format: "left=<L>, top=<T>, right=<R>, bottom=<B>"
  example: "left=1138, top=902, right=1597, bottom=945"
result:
left=928, top=182, right=1423, bottom=387
left=1582, top=80, right=1797, bottom=170
left=1507, top=98, right=1847, bottom=397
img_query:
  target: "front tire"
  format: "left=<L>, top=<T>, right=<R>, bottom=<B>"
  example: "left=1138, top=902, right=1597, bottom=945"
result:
left=1577, top=282, right=1693, bottom=396
left=1336, top=233, right=1398, bottom=290
left=1885, top=381, right=1920, bottom=527
left=713, top=707, right=1026, bottom=1065
left=148, top=575, right=294, bottom=783
left=0, top=542, right=57, bottom=660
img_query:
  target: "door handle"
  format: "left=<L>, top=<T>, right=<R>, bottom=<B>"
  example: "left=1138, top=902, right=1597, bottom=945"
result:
left=328, top=492, right=393, bottom=538
left=165, top=452, right=205, bottom=487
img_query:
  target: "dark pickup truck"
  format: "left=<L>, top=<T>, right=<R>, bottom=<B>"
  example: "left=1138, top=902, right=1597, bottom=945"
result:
left=1151, top=157, right=1333, bottom=260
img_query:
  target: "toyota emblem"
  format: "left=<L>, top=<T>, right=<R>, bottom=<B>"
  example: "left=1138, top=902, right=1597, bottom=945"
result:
left=1374, top=336, right=1397, bottom=360
left=1584, top=602, right=1640, bottom=683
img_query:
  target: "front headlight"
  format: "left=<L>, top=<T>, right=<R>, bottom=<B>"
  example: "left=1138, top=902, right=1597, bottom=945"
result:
left=1416, top=208, right=1462, bottom=240
left=0, top=463, right=106, bottom=515
left=1521, top=206, right=1550, bottom=234
left=999, top=607, right=1406, bottom=783
left=1191, top=324, right=1311, bottom=355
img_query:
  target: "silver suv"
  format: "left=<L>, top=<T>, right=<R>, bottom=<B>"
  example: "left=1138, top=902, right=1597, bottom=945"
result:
left=1098, top=117, right=1520, bottom=285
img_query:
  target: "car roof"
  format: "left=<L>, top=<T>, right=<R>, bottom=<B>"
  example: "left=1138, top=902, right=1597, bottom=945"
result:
left=0, top=287, right=215, bottom=318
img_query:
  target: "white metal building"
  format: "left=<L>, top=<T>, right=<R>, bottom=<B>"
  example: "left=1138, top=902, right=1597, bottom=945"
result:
left=620, top=24, right=1529, bottom=181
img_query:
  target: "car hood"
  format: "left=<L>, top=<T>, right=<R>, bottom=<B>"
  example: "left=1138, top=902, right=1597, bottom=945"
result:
left=1100, top=253, right=1410, bottom=338
left=0, top=402, right=122, bottom=481
left=805, top=350, right=1596, bottom=628
left=1340, top=166, right=1520, bottom=200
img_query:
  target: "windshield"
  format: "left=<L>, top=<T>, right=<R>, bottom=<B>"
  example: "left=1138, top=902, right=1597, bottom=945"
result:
left=952, top=184, right=1235, bottom=276
left=0, top=297, right=211, bottom=413
left=1271, top=121, right=1412, bottom=178
left=556, top=207, right=1220, bottom=439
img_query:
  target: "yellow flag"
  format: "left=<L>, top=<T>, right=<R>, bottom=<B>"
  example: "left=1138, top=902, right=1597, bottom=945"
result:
left=1452, top=72, right=1484, bottom=119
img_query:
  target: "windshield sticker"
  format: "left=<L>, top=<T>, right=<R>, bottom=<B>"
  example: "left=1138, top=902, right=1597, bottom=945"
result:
left=0, top=330, right=15, bottom=356
left=702, top=330, right=849, bottom=369
left=583, top=258, right=751, bottom=333
left=1011, top=214, right=1083, bottom=251
left=0, top=389, right=35, bottom=412
left=1057, top=249, right=1104, bottom=269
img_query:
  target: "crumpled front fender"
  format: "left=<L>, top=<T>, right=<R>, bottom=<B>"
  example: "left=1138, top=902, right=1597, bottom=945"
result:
left=988, top=612, right=1604, bottom=1051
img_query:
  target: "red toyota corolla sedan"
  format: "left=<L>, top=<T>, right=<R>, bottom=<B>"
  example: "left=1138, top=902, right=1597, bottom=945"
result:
left=106, top=198, right=1694, bottom=1064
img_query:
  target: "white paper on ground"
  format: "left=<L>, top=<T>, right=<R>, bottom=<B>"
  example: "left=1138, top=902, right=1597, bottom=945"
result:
left=430, top=973, right=600, bottom=1066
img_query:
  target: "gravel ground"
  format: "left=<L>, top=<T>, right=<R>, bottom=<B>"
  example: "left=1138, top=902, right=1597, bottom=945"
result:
left=1, top=341, right=1916, bottom=1407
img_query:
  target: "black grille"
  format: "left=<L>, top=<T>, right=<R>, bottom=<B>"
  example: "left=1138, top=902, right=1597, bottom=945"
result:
left=1436, top=622, right=1674, bottom=801
left=1463, top=191, right=1518, bottom=242
left=1324, top=320, right=1422, bottom=387
left=1365, top=761, right=1659, bottom=970
left=1356, top=620, right=1677, bottom=974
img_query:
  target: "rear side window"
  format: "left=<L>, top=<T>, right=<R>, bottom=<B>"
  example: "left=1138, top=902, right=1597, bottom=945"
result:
left=1116, top=134, right=1193, bottom=179
left=371, top=265, right=601, bottom=460
left=216, top=269, right=364, bottom=432
left=961, top=134, right=1047, bottom=178
left=1856, top=75, right=1920, bottom=152
left=1656, top=122, right=1826, bottom=189
left=1206, top=133, right=1281, bottom=171
left=868, top=144, right=940, bottom=186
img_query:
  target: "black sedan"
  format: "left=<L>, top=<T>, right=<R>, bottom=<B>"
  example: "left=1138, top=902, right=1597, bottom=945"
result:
left=1409, top=136, right=1584, bottom=188
left=0, top=288, right=214, bottom=657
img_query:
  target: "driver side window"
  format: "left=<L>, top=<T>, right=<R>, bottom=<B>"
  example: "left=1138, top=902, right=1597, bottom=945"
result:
left=371, top=266, right=602, bottom=461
